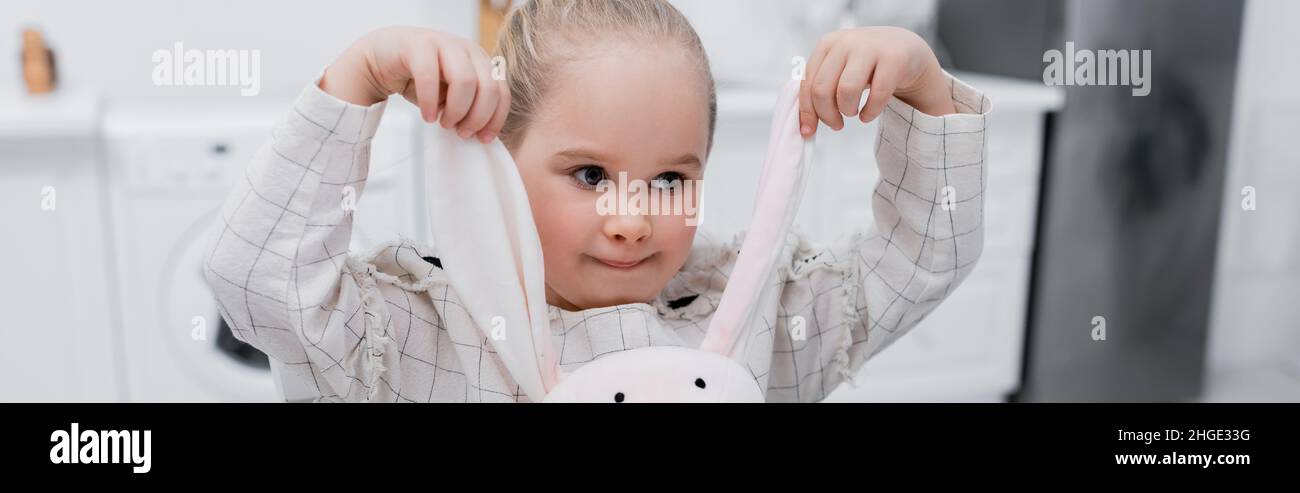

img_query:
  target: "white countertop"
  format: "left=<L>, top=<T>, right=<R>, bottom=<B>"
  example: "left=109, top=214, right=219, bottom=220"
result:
left=950, top=70, right=1066, bottom=112
left=717, top=70, right=1065, bottom=119
left=0, top=88, right=100, bottom=139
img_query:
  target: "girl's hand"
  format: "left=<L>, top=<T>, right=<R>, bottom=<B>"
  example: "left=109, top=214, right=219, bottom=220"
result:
left=320, top=26, right=509, bottom=143
left=799, top=26, right=956, bottom=137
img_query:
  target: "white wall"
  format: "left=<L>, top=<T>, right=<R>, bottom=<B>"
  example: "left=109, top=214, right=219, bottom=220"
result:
left=1207, top=0, right=1300, bottom=383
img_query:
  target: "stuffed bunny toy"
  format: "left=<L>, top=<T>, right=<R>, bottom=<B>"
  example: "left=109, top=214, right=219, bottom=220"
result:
left=423, top=80, right=812, bottom=403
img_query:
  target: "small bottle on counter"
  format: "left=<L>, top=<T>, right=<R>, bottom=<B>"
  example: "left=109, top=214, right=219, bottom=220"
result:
left=21, top=28, right=58, bottom=95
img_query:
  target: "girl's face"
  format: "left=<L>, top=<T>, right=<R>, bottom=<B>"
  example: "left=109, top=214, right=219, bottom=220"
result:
left=511, top=42, right=711, bottom=311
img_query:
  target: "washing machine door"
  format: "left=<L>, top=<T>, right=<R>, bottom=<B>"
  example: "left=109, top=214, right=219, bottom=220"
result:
left=159, top=209, right=282, bottom=402
left=165, top=207, right=389, bottom=402
left=115, top=106, right=421, bottom=402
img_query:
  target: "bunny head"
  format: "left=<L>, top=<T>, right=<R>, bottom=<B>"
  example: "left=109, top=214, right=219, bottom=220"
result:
left=542, top=346, right=765, bottom=402
left=424, top=80, right=810, bottom=403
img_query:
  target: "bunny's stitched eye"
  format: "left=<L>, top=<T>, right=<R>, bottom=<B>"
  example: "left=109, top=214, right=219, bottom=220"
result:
left=695, top=378, right=706, bottom=389
left=614, top=392, right=625, bottom=403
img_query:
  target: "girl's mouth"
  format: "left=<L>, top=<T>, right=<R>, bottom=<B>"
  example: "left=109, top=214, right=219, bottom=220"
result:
left=591, top=254, right=650, bottom=270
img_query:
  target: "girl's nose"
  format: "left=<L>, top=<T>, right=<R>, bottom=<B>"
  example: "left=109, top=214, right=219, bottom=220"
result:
left=602, top=213, right=652, bottom=244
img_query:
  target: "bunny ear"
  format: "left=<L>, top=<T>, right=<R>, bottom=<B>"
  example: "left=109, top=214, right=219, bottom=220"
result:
left=423, top=128, right=562, bottom=402
left=700, top=80, right=814, bottom=357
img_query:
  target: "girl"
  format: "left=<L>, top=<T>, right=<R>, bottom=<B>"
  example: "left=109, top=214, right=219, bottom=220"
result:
left=204, top=0, right=991, bottom=402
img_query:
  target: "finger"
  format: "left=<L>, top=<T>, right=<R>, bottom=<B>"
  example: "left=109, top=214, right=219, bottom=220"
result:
left=811, top=46, right=848, bottom=131
left=837, top=55, right=874, bottom=118
left=405, top=48, right=441, bottom=123
left=799, top=39, right=830, bottom=137
left=456, top=46, right=499, bottom=138
left=479, top=77, right=510, bottom=143
left=438, top=45, right=477, bottom=129
left=860, top=56, right=900, bottom=124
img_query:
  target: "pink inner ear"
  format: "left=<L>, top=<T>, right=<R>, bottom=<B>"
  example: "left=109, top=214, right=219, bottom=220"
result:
left=700, top=80, right=811, bottom=356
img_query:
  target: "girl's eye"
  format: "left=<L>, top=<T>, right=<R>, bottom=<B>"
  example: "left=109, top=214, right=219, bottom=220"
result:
left=571, top=165, right=608, bottom=190
left=651, top=172, right=686, bottom=191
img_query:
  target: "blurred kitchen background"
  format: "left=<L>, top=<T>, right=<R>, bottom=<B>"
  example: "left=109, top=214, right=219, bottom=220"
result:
left=1, top=0, right=1294, bottom=402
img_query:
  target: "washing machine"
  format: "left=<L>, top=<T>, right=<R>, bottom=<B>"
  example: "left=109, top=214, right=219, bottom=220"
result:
left=102, top=101, right=424, bottom=402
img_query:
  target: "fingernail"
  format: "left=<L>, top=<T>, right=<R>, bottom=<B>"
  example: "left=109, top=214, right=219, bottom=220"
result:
left=801, top=125, right=811, bottom=135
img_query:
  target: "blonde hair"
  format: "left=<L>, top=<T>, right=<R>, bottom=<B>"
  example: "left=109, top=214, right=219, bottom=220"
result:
left=494, top=0, right=717, bottom=153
